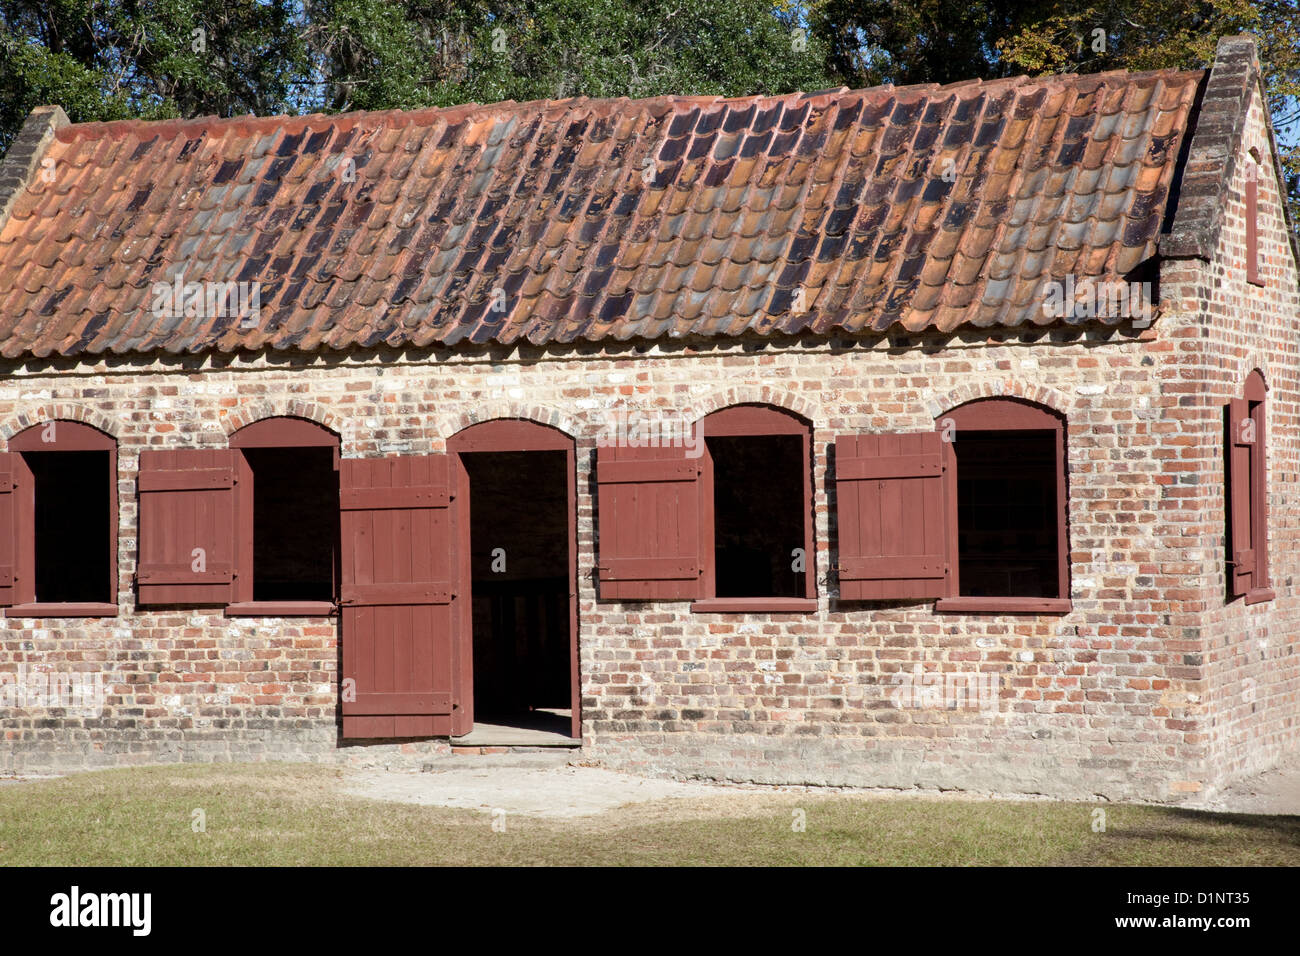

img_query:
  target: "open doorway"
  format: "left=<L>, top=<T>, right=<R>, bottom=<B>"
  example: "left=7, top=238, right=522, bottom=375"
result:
left=451, top=420, right=578, bottom=743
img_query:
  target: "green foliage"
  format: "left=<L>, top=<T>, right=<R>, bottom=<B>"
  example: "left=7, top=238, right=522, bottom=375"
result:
left=0, top=0, right=834, bottom=145
left=0, top=0, right=304, bottom=141
left=811, top=0, right=1037, bottom=87
left=0, top=0, right=1295, bottom=234
left=442, top=0, right=831, bottom=105
left=301, top=0, right=833, bottom=111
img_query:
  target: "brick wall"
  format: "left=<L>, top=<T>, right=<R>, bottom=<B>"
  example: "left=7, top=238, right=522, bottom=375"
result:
left=1165, top=86, right=1300, bottom=786
left=0, top=318, right=1228, bottom=798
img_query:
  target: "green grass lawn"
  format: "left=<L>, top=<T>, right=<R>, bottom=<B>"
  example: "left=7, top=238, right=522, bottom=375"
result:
left=1, top=763, right=1297, bottom=866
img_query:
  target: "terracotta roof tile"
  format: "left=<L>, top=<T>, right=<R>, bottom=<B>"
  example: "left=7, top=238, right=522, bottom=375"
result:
left=0, top=68, right=1206, bottom=357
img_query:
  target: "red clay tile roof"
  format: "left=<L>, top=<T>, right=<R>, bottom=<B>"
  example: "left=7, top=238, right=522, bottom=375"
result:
left=0, top=69, right=1205, bottom=358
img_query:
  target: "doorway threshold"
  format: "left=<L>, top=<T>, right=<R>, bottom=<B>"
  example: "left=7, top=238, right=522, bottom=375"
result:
left=453, top=709, right=580, bottom=748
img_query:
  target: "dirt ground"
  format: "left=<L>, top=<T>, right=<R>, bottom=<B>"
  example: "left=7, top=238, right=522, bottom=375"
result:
left=338, top=748, right=1300, bottom=818
left=7, top=749, right=1299, bottom=818
left=341, top=753, right=733, bottom=818
left=1193, top=751, right=1300, bottom=815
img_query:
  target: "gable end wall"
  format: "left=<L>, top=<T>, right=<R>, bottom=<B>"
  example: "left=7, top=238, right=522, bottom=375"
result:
left=1160, top=80, right=1300, bottom=786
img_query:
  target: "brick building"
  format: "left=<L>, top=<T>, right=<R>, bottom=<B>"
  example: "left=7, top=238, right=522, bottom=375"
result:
left=0, top=35, right=1295, bottom=802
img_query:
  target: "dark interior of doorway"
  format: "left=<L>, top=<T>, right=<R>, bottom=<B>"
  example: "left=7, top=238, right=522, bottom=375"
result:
left=462, top=450, right=571, bottom=736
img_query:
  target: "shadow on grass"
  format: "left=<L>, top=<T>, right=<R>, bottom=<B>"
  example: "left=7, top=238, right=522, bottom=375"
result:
left=1054, top=806, right=1300, bottom=866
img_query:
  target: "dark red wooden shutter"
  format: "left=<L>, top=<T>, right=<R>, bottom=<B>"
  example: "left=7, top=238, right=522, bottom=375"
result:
left=595, top=443, right=704, bottom=600
left=136, top=449, right=240, bottom=605
left=339, top=454, right=461, bottom=738
left=1251, top=399, right=1269, bottom=591
left=835, top=431, right=952, bottom=600
left=0, top=453, right=19, bottom=606
left=1227, top=397, right=1254, bottom=596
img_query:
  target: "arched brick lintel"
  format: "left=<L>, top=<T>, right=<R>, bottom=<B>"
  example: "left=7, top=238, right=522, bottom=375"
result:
left=689, top=385, right=821, bottom=429
left=0, top=403, right=119, bottom=447
left=925, top=380, right=1075, bottom=421
left=221, top=400, right=355, bottom=453
left=435, top=402, right=579, bottom=452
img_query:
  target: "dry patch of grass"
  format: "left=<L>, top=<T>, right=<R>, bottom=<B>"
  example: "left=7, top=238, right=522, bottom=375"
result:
left=1, top=763, right=1297, bottom=866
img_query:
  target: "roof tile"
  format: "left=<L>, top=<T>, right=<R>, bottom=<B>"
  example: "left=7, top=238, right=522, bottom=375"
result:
left=0, top=68, right=1206, bottom=357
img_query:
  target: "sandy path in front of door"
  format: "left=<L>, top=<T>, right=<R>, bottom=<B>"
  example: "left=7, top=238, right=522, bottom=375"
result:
left=339, top=748, right=1300, bottom=819
left=342, top=755, right=738, bottom=819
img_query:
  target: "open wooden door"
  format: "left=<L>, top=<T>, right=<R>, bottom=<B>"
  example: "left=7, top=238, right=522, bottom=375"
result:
left=339, top=453, right=469, bottom=738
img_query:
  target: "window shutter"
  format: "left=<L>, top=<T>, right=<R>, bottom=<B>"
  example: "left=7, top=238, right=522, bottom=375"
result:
left=339, top=454, right=462, bottom=738
left=1251, top=400, right=1269, bottom=591
left=1227, top=398, right=1254, bottom=596
left=0, top=453, right=19, bottom=606
left=136, top=449, right=240, bottom=605
left=595, top=443, right=704, bottom=600
left=835, top=431, right=952, bottom=600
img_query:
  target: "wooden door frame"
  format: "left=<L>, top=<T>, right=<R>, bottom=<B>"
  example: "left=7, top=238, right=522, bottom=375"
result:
left=447, top=419, right=580, bottom=740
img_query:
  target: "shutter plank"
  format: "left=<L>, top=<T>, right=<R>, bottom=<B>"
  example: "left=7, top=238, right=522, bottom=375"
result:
left=835, top=431, right=951, bottom=601
left=136, top=449, right=239, bottom=606
left=1252, top=399, right=1269, bottom=590
left=0, top=454, right=17, bottom=604
left=344, top=692, right=453, bottom=715
left=1227, top=398, right=1253, bottom=596
left=596, top=443, right=703, bottom=600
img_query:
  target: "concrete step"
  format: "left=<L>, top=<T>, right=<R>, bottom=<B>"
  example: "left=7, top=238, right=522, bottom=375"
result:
left=422, top=749, right=576, bottom=772
left=451, top=716, right=581, bottom=749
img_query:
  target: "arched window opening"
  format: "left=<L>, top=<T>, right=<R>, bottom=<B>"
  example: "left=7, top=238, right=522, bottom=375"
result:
left=941, top=398, right=1067, bottom=602
left=229, top=417, right=340, bottom=607
left=698, top=405, right=813, bottom=604
left=3, top=420, right=117, bottom=614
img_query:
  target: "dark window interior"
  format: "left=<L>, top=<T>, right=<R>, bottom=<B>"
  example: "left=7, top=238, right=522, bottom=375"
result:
left=464, top=450, right=570, bottom=723
left=24, top=450, right=112, bottom=603
left=708, top=434, right=806, bottom=598
left=955, top=431, right=1059, bottom=598
left=244, top=447, right=338, bottom=601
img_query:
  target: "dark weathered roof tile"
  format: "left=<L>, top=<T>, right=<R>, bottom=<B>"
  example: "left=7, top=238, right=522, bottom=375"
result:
left=0, top=68, right=1207, bottom=357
